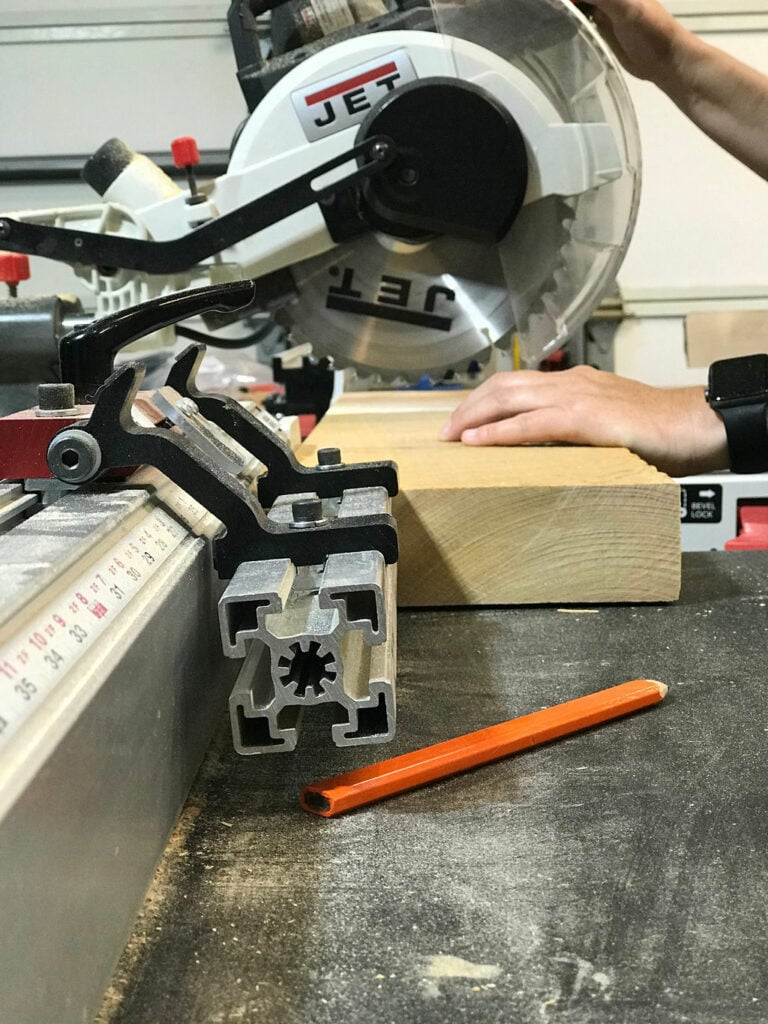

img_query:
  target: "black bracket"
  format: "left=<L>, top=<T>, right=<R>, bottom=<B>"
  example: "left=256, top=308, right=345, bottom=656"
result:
left=165, top=345, right=398, bottom=506
left=263, top=353, right=334, bottom=419
left=48, top=363, right=398, bottom=577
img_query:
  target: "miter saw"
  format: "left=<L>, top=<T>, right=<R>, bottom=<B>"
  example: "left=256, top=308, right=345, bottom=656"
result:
left=0, top=0, right=641, bottom=385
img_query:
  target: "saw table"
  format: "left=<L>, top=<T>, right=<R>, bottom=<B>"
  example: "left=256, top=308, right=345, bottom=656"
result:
left=96, top=550, right=768, bottom=1024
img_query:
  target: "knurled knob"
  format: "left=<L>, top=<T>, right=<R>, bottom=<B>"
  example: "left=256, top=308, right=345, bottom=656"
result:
left=170, top=136, right=200, bottom=168
left=37, top=382, right=77, bottom=412
left=0, top=251, right=30, bottom=285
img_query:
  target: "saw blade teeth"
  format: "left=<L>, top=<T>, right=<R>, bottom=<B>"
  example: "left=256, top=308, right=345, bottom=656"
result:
left=286, top=327, right=497, bottom=385
left=495, top=194, right=581, bottom=365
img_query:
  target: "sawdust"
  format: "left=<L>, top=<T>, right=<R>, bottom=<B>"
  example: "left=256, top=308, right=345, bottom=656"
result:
left=423, top=955, right=501, bottom=980
left=92, top=797, right=205, bottom=1024
left=420, top=955, right=502, bottom=998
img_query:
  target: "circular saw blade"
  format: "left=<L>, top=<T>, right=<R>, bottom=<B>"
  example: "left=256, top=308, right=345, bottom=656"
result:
left=284, top=233, right=515, bottom=380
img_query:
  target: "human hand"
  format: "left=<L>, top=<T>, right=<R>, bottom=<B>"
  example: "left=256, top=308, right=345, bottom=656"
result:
left=439, top=365, right=729, bottom=477
left=585, top=0, right=688, bottom=86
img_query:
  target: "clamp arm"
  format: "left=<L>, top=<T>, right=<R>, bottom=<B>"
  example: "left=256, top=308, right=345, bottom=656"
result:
left=165, top=345, right=398, bottom=504
left=60, top=279, right=258, bottom=401
left=55, top=278, right=399, bottom=501
left=47, top=363, right=398, bottom=576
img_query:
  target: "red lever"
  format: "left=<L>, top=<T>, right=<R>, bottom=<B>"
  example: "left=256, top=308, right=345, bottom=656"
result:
left=0, top=251, right=31, bottom=296
left=725, top=505, right=768, bottom=551
left=170, top=136, right=200, bottom=169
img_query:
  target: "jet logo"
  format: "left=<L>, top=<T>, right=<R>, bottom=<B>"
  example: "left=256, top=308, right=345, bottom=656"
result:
left=326, top=266, right=456, bottom=331
left=292, top=50, right=417, bottom=141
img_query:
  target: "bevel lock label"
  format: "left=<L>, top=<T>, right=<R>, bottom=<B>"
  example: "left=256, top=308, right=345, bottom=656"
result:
left=680, top=483, right=723, bottom=523
left=292, top=49, right=417, bottom=142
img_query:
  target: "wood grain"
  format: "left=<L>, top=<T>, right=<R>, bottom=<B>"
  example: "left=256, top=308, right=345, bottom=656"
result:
left=301, top=391, right=681, bottom=606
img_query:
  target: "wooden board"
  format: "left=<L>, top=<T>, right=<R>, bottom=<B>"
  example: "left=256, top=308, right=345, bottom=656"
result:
left=301, top=391, right=681, bottom=606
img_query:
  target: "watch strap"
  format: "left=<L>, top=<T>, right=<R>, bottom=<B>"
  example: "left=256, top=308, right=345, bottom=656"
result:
left=719, top=400, right=768, bottom=474
left=707, top=355, right=768, bottom=474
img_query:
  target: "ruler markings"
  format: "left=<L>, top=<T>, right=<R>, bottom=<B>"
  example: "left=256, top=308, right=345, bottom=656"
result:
left=0, top=506, right=188, bottom=750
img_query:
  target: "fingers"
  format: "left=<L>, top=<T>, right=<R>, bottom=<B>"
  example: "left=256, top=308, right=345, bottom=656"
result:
left=460, top=408, right=584, bottom=447
left=436, top=367, right=725, bottom=476
left=438, top=366, right=628, bottom=450
left=439, top=372, right=553, bottom=440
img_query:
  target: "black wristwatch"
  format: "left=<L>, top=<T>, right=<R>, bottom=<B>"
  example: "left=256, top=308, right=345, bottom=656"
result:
left=705, top=354, right=768, bottom=473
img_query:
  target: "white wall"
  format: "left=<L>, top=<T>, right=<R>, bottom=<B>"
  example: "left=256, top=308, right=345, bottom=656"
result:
left=618, top=26, right=768, bottom=315
left=0, top=17, right=246, bottom=155
left=610, top=4, right=768, bottom=383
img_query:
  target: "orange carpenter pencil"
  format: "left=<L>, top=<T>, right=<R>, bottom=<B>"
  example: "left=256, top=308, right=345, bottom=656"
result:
left=300, top=678, right=668, bottom=817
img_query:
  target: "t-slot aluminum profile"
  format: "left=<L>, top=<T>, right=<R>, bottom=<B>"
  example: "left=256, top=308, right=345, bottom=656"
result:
left=218, top=488, right=396, bottom=753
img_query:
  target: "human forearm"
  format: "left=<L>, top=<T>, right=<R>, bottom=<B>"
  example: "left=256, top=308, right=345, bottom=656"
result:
left=660, top=31, right=768, bottom=180
left=588, top=0, right=768, bottom=179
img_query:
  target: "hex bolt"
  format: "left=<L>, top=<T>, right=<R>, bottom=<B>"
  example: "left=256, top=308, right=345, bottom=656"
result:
left=317, top=447, right=342, bottom=468
left=176, top=397, right=200, bottom=417
left=291, top=497, right=325, bottom=527
left=36, top=382, right=77, bottom=414
left=47, top=430, right=102, bottom=484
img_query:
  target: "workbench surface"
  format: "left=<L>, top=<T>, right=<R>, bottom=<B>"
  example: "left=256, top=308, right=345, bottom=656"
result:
left=99, top=552, right=768, bottom=1024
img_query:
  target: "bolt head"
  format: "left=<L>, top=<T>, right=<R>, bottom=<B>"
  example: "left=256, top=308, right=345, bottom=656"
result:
left=176, top=397, right=199, bottom=417
left=371, top=140, right=391, bottom=161
left=317, top=447, right=342, bottom=468
left=37, top=382, right=77, bottom=413
left=398, top=167, right=419, bottom=186
left=47, top=430, right=102, bottom=484
left=291, top=497, right=324, bottom=526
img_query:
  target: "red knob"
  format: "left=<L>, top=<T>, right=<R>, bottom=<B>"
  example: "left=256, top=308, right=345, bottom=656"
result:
left=171, top=136, right=200, bottom=168
left=0, top=252, right=31, bottom=285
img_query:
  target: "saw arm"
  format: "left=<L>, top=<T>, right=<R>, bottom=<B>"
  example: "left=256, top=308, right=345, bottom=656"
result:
left=0, top=136, right=395, bottom=275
